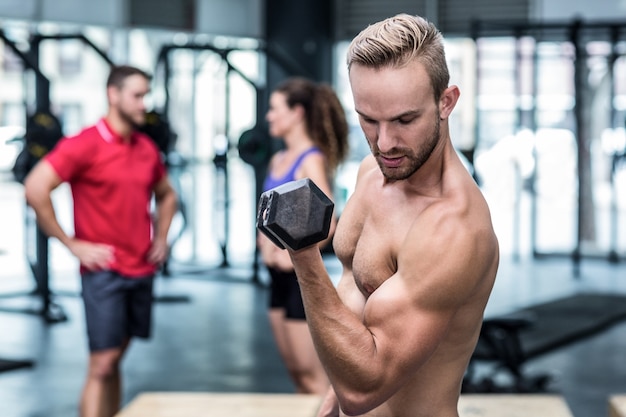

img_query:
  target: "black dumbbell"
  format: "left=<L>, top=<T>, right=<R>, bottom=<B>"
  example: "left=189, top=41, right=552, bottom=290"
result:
left=256, top=178, right=334, bottom=250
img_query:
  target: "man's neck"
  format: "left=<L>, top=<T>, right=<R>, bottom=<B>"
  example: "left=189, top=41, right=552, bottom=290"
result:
left=105, top=113, right=133, bottom=143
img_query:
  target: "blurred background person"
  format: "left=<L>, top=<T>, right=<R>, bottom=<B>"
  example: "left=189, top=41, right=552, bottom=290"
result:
left=258, top=77, right=349, bottom=394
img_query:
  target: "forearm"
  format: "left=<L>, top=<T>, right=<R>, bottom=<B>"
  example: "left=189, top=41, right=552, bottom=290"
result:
left=289, top=249, right=383, bottom=394
left=24, top=162, right=71, bottom=247
left=26, top=193, right=72, bottom=247
left=153, top=190, right=177, bottom=242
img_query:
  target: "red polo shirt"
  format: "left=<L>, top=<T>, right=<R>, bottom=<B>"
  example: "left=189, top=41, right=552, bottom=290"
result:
left=45, top=118, right=166, bottom=277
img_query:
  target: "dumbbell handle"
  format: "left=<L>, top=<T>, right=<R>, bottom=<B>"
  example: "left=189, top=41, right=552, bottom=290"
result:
left=257, top=190, right=287, bottom=249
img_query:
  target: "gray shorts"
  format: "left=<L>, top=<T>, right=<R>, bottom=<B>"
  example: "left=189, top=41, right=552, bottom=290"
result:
left=81, top=270, right=154, bottom=352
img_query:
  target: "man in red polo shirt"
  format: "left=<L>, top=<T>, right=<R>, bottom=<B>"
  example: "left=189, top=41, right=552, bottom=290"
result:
left=24, top=65, right=178, bottom=417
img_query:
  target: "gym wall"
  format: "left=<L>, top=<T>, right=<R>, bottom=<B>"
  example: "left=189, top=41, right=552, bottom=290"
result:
left=1, top=0, right=624, bottom=40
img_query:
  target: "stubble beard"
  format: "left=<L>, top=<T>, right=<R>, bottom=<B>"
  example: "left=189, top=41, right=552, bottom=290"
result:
left=119, top=106, right=145, bottom=130
left=375, top=116, right=441, bottom=182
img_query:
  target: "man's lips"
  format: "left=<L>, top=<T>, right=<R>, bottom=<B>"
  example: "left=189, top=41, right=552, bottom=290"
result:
left=380, top=155, right=404, bottom=168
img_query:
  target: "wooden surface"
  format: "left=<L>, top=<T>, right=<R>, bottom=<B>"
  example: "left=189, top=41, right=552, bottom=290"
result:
left=116, top=392, right=574, bottom=417
left=459, top=394, right=573, bottom=416
left=114, top=393, right=323, bottom=417
left=610, top=395, right=626, bottom=417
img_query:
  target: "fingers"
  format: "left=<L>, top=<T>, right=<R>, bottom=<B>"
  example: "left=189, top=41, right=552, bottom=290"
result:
left=69, top=238, right=169, bottom=270
left=70, top=240, right=115, bottom=271
left=147, top=240, right=169, bottom=266
left=86, top=246, right=114, bottom=271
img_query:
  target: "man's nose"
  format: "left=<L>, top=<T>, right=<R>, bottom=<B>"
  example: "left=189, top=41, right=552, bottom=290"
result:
left=376, top=124, right=397, bottom=153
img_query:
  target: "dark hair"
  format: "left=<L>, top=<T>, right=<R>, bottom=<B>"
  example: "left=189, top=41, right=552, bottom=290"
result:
left=274, top=77, right=349, bottom=174
left=106, top=65, right=152, bottom=89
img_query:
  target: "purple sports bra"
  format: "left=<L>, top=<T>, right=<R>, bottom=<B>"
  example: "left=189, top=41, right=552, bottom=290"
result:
left=263, top=147, right=322, bottom=191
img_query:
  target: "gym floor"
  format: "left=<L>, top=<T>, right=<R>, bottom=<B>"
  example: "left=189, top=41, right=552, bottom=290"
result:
left=1, top=162, right=626, bottom=417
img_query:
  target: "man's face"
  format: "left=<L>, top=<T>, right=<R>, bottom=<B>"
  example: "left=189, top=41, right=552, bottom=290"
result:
left=110, top=74, right=150, bottom=128
left=349, top=60, right=441, bottom=181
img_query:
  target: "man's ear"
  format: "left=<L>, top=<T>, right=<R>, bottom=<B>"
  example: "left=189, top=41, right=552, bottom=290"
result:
left=107, top=85, right=119, bottom=106
left=439, top=85, right=460, bottom=120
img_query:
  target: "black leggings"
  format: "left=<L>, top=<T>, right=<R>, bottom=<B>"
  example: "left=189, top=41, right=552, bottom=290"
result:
left=267, top=266, right=306, bottom=320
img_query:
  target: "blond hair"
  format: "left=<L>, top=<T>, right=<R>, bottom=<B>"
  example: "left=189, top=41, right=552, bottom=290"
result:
left=346, top=14, right=449, bottom=101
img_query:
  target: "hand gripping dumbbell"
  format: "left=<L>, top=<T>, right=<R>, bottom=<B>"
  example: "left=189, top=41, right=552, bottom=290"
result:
left=256, top=178, right=334, bottom=250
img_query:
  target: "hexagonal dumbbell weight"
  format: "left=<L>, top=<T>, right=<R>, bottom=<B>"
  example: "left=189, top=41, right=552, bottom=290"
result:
left=256, top=178, right=334, bottom=250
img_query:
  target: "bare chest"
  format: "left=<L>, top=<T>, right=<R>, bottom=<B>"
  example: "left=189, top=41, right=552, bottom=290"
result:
left=335, top=205, right=415, bottom=298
